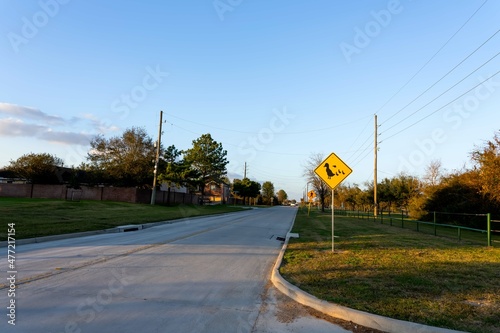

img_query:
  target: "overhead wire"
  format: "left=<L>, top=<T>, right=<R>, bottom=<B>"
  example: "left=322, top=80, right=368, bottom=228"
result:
left=164, top=112, right=372, bottom=135
left=346, top=116, right=373, bottom=156
left=346, top=130, right=374, bottom=164
left=346, top=2, right=491, bottom=171
left=381, top=50, right=500, bottom=135
left=375, top=0, right=490, bottom=119
left=350, top=143, right=373, bottom=168
left=381, top=28, right=500, bottom=128
left=381, top=70, right=500, bottom=143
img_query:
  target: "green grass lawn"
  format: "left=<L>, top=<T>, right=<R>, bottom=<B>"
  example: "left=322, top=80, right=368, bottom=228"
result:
left=0, top=197, right=247, bottom=240
left=280, top=208, right=500, bottom=333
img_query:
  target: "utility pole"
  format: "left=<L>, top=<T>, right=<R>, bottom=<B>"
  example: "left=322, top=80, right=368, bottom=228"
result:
left=374, top=114, right=378, bottom=217
left=244, top=162, right=247, bottom=179
left=150, top=110, right=163, bottom=205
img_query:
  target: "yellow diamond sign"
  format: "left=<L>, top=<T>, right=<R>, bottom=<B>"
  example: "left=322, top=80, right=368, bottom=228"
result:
left=314, top=152, right=353, bottom=190
left=307, top=190, right=316, bottom=201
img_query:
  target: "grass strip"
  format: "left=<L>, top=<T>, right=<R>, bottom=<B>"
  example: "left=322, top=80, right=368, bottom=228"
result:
left=280, top=208, right=500, bottom=333
left=0, top=197, right=246, bottom=240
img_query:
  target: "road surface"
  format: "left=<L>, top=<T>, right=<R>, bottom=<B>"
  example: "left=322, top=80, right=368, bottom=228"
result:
left=1, top=206, right=351, bottom=333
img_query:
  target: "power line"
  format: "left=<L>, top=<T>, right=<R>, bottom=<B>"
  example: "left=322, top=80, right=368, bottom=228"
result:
left=382, top=28, right=500, bottom=127
left=381, top=50, right=500, bottom=135
left=349, top=142, right=373, bottom=167
left=375, top=0, right=490, bottom=118
left=346, top=116, right=373, bottom=155
left=164, top=112, right=371, bottom=135
left=346, top=130, right=374, bottom=164
left=381, top=70, right=500, bottom=142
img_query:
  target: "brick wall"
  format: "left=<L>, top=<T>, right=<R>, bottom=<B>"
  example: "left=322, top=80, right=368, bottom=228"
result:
left=0, top=184, right=32, bottom=197
left=0, top=184, right=201, bottom=205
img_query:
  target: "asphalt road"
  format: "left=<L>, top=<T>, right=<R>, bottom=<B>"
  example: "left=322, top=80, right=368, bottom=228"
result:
left=1, top=206, right=350, bottom=333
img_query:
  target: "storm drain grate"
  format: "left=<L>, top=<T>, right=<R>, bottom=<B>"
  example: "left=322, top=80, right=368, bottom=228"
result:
left=116, top=225, right=143, bottom=232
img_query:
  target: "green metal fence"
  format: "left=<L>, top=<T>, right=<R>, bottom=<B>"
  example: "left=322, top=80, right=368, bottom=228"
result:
left=335, top=209, right=496, bottom=247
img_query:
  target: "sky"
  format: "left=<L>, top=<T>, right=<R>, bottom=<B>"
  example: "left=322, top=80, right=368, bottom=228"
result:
left=1, top=0, right=499, bottom=201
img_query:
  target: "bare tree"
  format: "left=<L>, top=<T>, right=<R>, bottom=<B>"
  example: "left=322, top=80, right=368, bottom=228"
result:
left=423, top=159, right=443, bottom=186
left=303, top=153, right=330, bottom=212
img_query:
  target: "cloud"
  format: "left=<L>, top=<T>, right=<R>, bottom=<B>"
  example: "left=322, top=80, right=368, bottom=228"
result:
left=0, top=118, right=46, bottom=136
left=0, top=103, right=116, bottom=146
left=0, top=103, right=66, bottom=125
left=39, top=130, right=92, bottom=145
left=80, top=113, right=120, bottom=134
left=0, top=118, right=91, bottom=145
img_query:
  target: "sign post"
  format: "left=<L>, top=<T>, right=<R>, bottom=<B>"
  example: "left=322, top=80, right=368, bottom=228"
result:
left=331, top=188, right=334, bottom=252
left=314, top=152, right=352, bottom=252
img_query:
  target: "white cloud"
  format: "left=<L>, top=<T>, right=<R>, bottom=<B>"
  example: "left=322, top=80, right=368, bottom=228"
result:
left=0, top=118, right=91, bottom=145
left=80, top=113, right=120, bottom=134
left=0, top=103, right=66, bottom=125
left=0, top=103, right=119, bottom=146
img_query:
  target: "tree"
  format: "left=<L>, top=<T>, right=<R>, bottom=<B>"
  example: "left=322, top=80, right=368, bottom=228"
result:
left=390, top=173, right=421, bottom=211
left=471, top=131, right=500, bottom=203
left=377, top=178, right=396, bottom=211
left=261, top=181, right=275, bottom=205
left=156, top=145, right=199, bottom=204
left=87, top=127, right=156, bottom=187
left=303, top=153, right=330, bottom=212
left=423, top=171, right=491, bottom=227
left=423, top=159, right=443, bottom=187
left=340, top=184, right=363, bottom=211
left=277, top=189, right=288, bottom=204
left=183, top=133, right=229, bottom=203
left=8, top=153, right=64, bottom=184
left=233, top=178, right=261, bottom=205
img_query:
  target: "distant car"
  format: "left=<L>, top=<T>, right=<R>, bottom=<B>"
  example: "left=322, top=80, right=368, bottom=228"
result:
left=290, top=203, right=296, bottom=207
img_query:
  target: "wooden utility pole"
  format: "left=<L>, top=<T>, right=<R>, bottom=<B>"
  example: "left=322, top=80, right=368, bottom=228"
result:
left=374, top=114, right=378, bottom=217
left=150, top=111, right=163, bottom=205
left=244, top=162, right=247, bottom=179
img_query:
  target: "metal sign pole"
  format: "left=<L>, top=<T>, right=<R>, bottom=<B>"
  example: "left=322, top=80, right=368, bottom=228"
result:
left=332, top=188, right=334, bottom=253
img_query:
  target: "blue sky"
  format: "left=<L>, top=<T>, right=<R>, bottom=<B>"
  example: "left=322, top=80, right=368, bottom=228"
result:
left=1, top=0, right=499, bottom=201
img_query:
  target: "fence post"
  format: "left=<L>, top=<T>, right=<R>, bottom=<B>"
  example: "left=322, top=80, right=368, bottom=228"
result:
left=487, top=213, right=491, bottom=247
left=433, top=211, right=437, bottom=236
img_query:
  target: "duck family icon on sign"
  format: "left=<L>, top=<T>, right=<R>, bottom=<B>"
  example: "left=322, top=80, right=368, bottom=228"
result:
left=323, top=163, right=346, bottom=179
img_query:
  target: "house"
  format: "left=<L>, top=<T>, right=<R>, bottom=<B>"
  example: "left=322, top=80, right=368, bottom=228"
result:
left=203, top=180, right=231, bottom=204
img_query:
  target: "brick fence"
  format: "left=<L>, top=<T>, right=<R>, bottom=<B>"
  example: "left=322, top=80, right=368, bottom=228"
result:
left=0, top=184, right=199, bottom=205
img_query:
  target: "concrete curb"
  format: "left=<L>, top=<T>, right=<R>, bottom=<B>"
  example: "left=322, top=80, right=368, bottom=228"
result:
left=271, top=234, right=469, bottom=333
